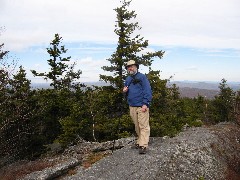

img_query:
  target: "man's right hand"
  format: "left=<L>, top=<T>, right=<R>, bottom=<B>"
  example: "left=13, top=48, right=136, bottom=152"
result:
left=123, top=86, right=128, bottom=93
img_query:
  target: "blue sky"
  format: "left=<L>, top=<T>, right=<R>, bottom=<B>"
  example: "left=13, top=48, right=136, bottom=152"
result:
left=0, top=0, right=239, bottom=83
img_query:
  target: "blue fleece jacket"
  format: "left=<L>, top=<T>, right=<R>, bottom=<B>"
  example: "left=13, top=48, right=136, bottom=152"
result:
left=124, top=72, right=152, bottom=107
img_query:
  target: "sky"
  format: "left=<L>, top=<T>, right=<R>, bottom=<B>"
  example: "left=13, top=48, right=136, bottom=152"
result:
left=0, top=0, right=240, bottom=83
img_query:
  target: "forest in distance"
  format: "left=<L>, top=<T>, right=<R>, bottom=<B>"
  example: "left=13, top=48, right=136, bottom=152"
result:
left=31, top=81, right=240, bottom=90
left=30, top=81, right=240, bottom=99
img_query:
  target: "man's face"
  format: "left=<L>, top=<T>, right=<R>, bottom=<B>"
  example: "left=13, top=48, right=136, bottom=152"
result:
left=127, top=65, right=137, bottom=75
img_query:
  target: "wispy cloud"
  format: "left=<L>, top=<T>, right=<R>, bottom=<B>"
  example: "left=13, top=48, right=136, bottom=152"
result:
left=197, top=48, right=240, bottom=58
left=1, top=0, right=239, bottom=51
left=185, top=66, right=198, bottom=71
left=73, top=57, right=111, bottom=82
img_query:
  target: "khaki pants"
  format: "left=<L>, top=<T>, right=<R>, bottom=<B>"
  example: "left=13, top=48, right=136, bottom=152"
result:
left=129, top=106, right=150, bottom=147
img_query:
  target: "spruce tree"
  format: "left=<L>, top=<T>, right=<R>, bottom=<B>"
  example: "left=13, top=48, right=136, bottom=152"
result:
left=0, top=66, right=37, bottom=159
left=100, top=0, right=164, bottom=91
left=0, top=43, right=8, bottom=60
left=212, top=79, right=235, bottom=122
left=31, top=34, right=81, bottom=90
left=0, top=43, right=9, bottom=92
left=235, top=90, right=240, bottom=124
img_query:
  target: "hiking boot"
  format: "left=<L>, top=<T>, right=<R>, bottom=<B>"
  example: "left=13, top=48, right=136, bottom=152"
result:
left=139, top=146, right=147, bottom=154
left=131, top=144, right=139, bottom=149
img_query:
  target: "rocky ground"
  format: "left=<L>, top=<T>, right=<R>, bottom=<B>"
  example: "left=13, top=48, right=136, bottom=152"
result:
left=0, top=122, right=240, bottom=180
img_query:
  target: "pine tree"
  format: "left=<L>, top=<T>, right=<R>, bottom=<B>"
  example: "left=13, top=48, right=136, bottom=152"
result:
left=31, top=34, right=82, bottom=90
left=147, top=69, right=169, bottom=115
left=212, top=79, right=235, bottom=122
left=0, top=43, right=8, bottom=60
left=234, top=90, right=240, bottom=124
left=0, top=43, right=13, bottom=127
left=100, top=0, right=164, bottom=90
left=0, top=43, right=10, bottom=92
left=0, top=66, right=37, bottom=159
left=147, top=69, right=186, bottom=137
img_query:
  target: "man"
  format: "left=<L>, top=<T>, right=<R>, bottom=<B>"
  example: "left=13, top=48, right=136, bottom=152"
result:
left=123, top=60, right=152, bottom=154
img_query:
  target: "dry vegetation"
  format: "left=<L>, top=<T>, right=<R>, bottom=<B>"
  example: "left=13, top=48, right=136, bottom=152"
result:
left=0, top=146, right=112, bottom=180
left=82, top=151, right=111, bottom=169
left=0, top=159, right=55, bottom=180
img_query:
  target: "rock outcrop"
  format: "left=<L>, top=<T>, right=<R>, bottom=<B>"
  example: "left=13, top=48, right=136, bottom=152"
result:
left=64, top=122, right=240, bottom=180
left=2, top=122, right=240, bottom=180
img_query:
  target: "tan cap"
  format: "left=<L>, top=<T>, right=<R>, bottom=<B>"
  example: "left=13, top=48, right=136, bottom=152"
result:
left=125, top=60, right=139, bottom=69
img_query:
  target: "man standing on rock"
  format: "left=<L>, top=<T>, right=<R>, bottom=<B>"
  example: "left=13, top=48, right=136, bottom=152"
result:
left=123, top=60, right=152, bottom=154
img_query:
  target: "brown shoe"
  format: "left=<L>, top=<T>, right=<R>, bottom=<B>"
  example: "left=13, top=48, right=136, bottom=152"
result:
left=131, top=144, right=139, bottom=149
left=139, top=146, right=147, bottom=154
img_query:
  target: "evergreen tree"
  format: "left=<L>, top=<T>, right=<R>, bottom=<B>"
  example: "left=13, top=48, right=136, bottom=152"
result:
left=212, top=79, right=235, bottom=122
left=100, top=0, right=164, bottom=90
left=31, top=34, right=82, bottom=90
left=0, top=42, right=18, bottom=126
left=0, top=43, right=8, bottom=60
left=30, top=34, right=83, bottom=148
left=147, top=69, right=169, bottom=116
left=54, top=87, right=87, bottom=146
left=0, top=43, right=9, bottom=132
left=147, top=69, right=186, bottom=137
left=0, top=43, right=10, bottom=93
left=33, top=89, right=63, bottom=146
left=0, top=66, right=38, bottom=160
left=234, top=90, right=240, bottom=124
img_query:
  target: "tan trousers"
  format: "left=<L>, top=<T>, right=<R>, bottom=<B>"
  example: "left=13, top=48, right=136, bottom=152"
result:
left=129, top=106, right=150, bottom=147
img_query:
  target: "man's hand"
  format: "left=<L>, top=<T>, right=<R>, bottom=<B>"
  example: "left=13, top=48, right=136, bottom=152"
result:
left=141, top=105, right=148, bottom=112
left=123, top=86, right=128, bottom=93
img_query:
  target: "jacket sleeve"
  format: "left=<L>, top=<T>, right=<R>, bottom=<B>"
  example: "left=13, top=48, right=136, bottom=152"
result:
left=124, top=78, right=128, bottom=87
left=141, top=75, right=152, bottom=107
left=124, top=76, right=132, bottom=87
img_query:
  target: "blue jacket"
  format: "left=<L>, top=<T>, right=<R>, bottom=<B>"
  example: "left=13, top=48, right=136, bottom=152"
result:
left=124, top=72, right=152, bottom=107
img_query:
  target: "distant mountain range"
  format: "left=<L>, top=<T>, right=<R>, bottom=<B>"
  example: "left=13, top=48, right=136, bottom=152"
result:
left=170, top=81, right=240, bottom=99
left=31, top=81, right=240, bottom=99
left=171, top=81, right=240, bottom=91
left=177, top=87, right=219, bottom=99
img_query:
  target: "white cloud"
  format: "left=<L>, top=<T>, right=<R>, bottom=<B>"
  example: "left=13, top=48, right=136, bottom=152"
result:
left=26, top=57, right=111, bottom=83
left=33, top=64, right=41, bottom=68
left=74, top=57, right=111, bottom=82
left=0, top=0, right=239, bottom=51
left=133, top=0, right=240, bottom=49
left=0, top=0, right=118, bottom=51
left=185, top=66, right=198, bottom=71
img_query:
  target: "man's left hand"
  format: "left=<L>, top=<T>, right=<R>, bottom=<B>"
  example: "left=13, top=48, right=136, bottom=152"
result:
left=141, top=105, right=148, bottom=112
